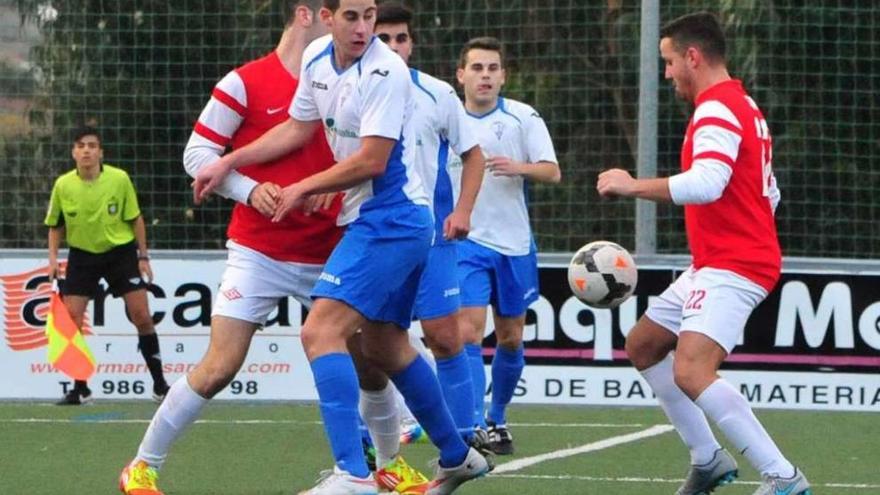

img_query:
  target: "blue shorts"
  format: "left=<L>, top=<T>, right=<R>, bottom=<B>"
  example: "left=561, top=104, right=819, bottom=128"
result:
left=413, top=242, right=461, bottom=320
left=457, top=239, right=539, bottom=318
left=312, top=204, right=433, bottom=329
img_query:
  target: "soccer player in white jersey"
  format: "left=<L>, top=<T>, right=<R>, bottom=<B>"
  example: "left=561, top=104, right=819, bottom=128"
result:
left=452, top=37, right=561, bottom=456
left=351, top=4, right=489, bottom=492
left=597, top=13, right=810, bottom=495
left=118, top=3, right=342, bottom=494
left=193, top=1, right=489, bottom=493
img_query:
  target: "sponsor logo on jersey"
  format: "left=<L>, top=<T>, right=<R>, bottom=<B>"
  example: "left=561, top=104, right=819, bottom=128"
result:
left=492, top=121, right=505, bottom=140
left=266, top=107, right=285, bottom=115
left=107, top=201, right=118, bottom=215
left=324, top=117, right=358, bottom=139
left=371, top=68, right=389, bottom=77
left=312, top=81, right=328, bottom=90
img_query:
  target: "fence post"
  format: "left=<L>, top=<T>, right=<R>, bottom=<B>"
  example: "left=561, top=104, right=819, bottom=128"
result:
left=636, top=0, right=659, bottom=255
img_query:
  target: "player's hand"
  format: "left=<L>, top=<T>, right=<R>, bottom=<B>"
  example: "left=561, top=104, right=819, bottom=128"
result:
left=597, top=168, right=636, bottom=197
left=272, top=184, right=307, bottom=223
left=248, top=182, right=281, bottom=218
left=192, top=156, right=234, bottom=204
left=303, top=192, right=338, bottom=216
left=487, top=156, right=523, bottom=177
left=138, top=259, right=153, bottom=284
left=443, top=208, right=471, bottom=240
left=47, top=259, right=60, bottom=282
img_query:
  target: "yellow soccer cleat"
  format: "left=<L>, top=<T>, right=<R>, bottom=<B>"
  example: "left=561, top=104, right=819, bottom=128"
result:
left=119, top=460, right=164, bottom=495
left=376, top=455, right=430, bottom=495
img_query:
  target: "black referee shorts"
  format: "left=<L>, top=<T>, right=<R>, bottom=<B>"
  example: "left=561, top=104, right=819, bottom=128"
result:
left=61, top=242, right=149, bottom=299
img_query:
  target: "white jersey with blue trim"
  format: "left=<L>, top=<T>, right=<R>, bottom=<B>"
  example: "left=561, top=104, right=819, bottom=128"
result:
left=408, top=69, right=479, bottom=244
left=451, top=97, right=557, bottom=256
left=290, top=34, right=428, bottom=225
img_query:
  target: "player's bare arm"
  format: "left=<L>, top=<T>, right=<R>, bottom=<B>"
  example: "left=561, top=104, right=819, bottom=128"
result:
left=272, top=135, right=396, bottom=222
left=47, top=225, right=64, bottom=282
left=597, top=168, right=672, bottom=202
left=444, top=144, right=484, bottom=240
left=132, top=215, right=154, bottom=283
left=193, top=118, right=319, bottom=202
left=488, top=156, right=561, bottom=183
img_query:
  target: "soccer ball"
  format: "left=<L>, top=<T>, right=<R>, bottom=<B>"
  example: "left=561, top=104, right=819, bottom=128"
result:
left=567, top=241, right=637, bottom=309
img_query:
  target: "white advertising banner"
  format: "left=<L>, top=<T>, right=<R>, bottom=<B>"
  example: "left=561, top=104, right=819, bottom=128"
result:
left=1, top=252, right=879, bottom=411
left=0, top=254, right=317, bottom=401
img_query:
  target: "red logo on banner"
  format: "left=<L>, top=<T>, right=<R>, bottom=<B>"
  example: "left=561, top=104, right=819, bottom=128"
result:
left=1, top=264, right=92, bottom=352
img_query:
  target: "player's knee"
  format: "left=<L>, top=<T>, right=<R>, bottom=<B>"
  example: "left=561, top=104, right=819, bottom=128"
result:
left=495, top=332, right=522, bottom=350
left=193, top=364, right=237, bottom=398
left=423, top=330, right=462, bottom=358
left=672, top=358, right=711, bottom=398
left=625, top=333, right=664, bottom=370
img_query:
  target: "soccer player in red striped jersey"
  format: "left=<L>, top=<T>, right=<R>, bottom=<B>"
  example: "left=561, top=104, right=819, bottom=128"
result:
left=119, top=3, right=342, bottom=494
left=597, top=12, right=811, bottom=495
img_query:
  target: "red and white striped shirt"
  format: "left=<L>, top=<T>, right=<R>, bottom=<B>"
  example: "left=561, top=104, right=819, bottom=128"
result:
left=184, top=52, right=342, bottom=263
left=679, top=79, right=781, bottom=292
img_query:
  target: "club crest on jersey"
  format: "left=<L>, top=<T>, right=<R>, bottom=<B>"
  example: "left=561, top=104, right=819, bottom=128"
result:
left=107, top=201, right=118, bottom=215
left=492, top=121, right=505, bottom=140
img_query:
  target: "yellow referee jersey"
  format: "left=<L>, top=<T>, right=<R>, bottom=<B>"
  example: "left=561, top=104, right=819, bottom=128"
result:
left=44, top=164, right=142, bottom=254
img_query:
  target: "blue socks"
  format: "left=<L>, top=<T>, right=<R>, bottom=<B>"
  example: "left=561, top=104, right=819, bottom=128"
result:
left=487, top=344, right=525, bottom=425
left=310, top=353, right=369, bottom=478
left=436, top=350, right=476, bottom=441
left=465, top=343, right=487, bottom=428
left=392, top=355, right=469, bottom=467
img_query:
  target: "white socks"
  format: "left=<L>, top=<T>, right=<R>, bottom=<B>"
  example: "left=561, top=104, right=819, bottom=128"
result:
left=640, top=355, right=722, bottom=465
left=696, top=379, right=795, bottom=477
left=136, top=376, right=208, bottom=469
left=359, top=383, right=401, bottom=468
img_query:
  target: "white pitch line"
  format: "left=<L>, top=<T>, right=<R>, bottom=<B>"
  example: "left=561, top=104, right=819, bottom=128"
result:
left=493, top=424, right=675, bottom=474
left=0, top=418, right=644, bottom=428
left=492, top=474, right=880, bottom=491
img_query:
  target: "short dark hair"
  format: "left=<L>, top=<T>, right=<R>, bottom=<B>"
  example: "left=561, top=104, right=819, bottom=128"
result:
left=72, top=126, right=100, bottom=144
left=283, top=0, right=323, bottom=26
left=377, top=3, right=413, bottom=29
left=323, top=0, right=340, bottom=12
left=458, top=36, right=505, bottom=69
left=660, top=12, right=726, bottom=63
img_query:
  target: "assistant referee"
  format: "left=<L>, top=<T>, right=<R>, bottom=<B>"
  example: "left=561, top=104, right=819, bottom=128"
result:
left=45, top=126, right=170, bottom=405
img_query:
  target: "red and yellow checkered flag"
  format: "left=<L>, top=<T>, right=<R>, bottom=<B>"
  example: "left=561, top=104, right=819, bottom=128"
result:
left=45, top=289, right=96, bottom=380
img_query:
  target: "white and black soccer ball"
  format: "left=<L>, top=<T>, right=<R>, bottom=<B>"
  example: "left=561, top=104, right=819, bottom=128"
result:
left=567, top=241, right=637, bottom=309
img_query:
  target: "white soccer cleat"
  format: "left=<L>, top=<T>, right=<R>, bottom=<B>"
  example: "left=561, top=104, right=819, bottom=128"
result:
left=752, top=468, right=812, bottom=495
left=425, top=447, right=490, bottom=495
left=676, top=448, right=738, bottom=495
left=298, top=467, right=378, bottom=495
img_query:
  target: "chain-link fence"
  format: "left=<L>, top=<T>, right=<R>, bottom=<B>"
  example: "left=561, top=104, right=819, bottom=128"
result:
left=1, top=1, right=877, bottom=257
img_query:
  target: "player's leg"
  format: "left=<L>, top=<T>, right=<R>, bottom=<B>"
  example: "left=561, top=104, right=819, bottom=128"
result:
left=416, top=242, right=476, bottom=444
left=456, top=240, right=493, bottom=431
left=482, top=248, right=537, bottom=455
left=120, top=316, right=259, bottom=495
left=674, top=269, right=808, bottom=493
left=56, top=250, right=98, bottom=405
left=57, top=294, right=93, bottom=403
left=628, top=268, right=731, bottom=495
left=121, top=246, right=304, bottom=495
left=484, top=312, right=524, bottom=455
left=107, top=243, right=169, bottom=399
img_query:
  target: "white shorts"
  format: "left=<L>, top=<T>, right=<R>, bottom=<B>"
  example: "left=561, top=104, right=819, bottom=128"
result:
left=212, top=241, right=323, bottom=325
left=644, top=266, right=768, bottom=354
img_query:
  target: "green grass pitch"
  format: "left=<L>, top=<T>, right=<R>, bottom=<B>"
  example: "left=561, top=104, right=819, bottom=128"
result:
left=0, top=402, right=876, bottom=494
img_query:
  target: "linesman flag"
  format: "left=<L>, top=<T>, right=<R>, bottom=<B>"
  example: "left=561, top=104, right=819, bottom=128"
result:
left=45, top=288, right=96, bottom=380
